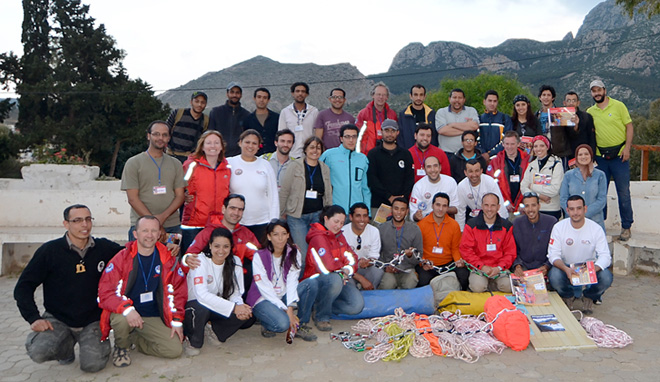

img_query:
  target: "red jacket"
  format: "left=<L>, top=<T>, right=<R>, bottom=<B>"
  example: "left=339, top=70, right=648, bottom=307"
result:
left=302, top=223, right=359, bottom=280
left=356, top=101, right=397, bottom=155
left=459, top=213, right=516, bottom=270
left=409, top=144, right=452, bottom=182
left=486, top=149, right=529, bottom=213
left=182, top=156, right=231, bottom=227
left=98, top=241, right=187, bottom=340
left=185, top=220, right=258, bottom=263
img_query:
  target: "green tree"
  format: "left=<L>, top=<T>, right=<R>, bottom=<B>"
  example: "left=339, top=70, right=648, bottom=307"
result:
left=630, top=99, right=660, bottom=180
left=426, top=73, right=538, bottom=115
left=616, top=0, right=660, bottom=18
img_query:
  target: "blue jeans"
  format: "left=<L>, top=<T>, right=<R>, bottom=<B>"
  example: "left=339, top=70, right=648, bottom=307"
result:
left=180, top=227, right=202, bottom=255
left=287, top=211, right=321, bottom=270
left=253, top=299, right=290, bottom=333
left=297, top=273, right=364, bottom=323
left=548, top=266, right=613, bottom=301
left=595, top=156, right=634, bottom=229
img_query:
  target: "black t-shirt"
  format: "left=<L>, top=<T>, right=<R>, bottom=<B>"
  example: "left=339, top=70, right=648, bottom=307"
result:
left=411, top=107, right=426, bottom=124
left=127, top=251, right=162, bottom=317
left=302, top=163, right=325, bottom=214
left=505, top=154, right=522, bottom=201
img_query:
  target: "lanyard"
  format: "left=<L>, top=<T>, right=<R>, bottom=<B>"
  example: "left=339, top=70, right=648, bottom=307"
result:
left=306, top=163, right=318, bottom=190
left=469, top=183, right=481, bottom=210
left=432, top=222, right=446, bottom=246
left=395, top=226, right=405, bottom=252
left=413, top=147, right=427, bottom=168
left=505, top=155, right=519, bottom=174
left=146, top=151, right=164, bottom=186
left=296, top=106, right=307, bottom=125
left=276, top=158, right=289, bottom=182
left=488, top=227, right=494, bottom=244
left=271, top=255, right=284, bottom=290
left=137, top=251, right=156, bottom=292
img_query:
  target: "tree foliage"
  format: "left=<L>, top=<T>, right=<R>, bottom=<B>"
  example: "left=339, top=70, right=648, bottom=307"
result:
left=616, top=0, right=660, bottom=18
left=630, top=99, right=660, bottom=180
left=425, top=73, right=539, bottom=115
left=1, top=0, right=168, bottom=177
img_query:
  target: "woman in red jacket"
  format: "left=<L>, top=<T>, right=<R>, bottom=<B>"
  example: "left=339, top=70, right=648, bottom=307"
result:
left=181, top=131, right=231, bottom=254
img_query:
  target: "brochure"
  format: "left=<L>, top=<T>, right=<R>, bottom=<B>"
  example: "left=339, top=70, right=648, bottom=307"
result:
left=510, top=269, right=550, bottom=305
left=570, top=261, right=598, bottom=286
left=548, top=107, right=576, bottom=127
left=531, top=314, right=565, bottom=332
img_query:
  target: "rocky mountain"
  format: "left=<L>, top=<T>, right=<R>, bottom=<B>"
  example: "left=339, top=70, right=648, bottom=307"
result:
left=158, top=56, right=373, bottom=112
left=376, top=0, right=660, bottom=109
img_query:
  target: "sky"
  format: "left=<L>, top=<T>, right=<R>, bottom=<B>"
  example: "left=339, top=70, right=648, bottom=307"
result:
left=0, top=0, right=605, bottom=96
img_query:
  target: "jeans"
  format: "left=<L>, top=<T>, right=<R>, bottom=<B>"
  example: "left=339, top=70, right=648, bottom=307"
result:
left=287, top=211, right=321, bottom=270
left=253, top=299, right=290, bottom=333
left=180, top=227, right=202, bottom=255
left=595, top=156, right=634, bottom=229
left=183, top=300, right=255, bottom=347
left=356, top=266, right=384, bottom=289
left=296, top=273, right=364, bottom=323
left=548, top=266, right=613, bottom=301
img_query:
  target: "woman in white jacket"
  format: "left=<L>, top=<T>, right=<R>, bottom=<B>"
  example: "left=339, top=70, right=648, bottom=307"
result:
left=184, top=227, right=255, bottom=352
left=520, top=135, right=564, bottom=219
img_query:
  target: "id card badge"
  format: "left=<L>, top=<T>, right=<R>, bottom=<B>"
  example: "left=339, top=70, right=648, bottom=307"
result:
left=416, top=169, right=426, bottom=177
left=486, top=244, right=497, bottom=251
left=509, top=174, right=520, bottom=182
left=470, top=209, right=481, bottom=217
left=140, top=291, right=153, bottom=303
left=273, top=286, right=283, bottom=295
left=295, top=125, right=304, bottom=132
left=432, top=246, right=443, bottom=254
left=305, top=190, right=318, bottom=199
left=153, top=186, right=167, bottom=195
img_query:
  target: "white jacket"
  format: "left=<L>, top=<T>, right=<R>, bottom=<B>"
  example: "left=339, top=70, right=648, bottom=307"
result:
left=520, top=155, right=564, bottom=212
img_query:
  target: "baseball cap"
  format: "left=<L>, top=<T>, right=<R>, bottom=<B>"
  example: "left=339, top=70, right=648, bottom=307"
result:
left=381, top=119, right=399, bottom=130
left=191, top=91, right=208, bottom=101
left=589, top=80, right=605, bottom=89
left=227, top=81, right=242, bottom=91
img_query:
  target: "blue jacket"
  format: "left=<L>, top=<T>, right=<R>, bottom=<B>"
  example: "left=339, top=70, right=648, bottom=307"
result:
left=398, top=104, right=437, bottom=149
left=320, top=144, right=371, bottom=213
left=560, top=167, right=607, bottom=231
left=478, top=111, right=512, bottom=155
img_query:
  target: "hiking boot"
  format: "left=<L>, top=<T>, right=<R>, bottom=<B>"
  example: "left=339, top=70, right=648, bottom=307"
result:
left=205, top=324, right=222, bottom=347
left=183, top=339, right=200, bottom=357
left=112, top=346, right=131, bottom=367
left=619, top=228, right=631, bottom=241
left=295, top=324, right=318, bottom=342
left=58, top=352, right=75, bottom=365
left=581, top=297, right=594, bottom=315
left=261, top=326, right=276, bottom=338
left=315, top=320, right=332, bottom=332
left=562, top=297, right=575, bottom=310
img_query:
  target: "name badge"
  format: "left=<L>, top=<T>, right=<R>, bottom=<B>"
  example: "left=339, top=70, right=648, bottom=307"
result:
left=140, top=291, right=153, bottom=303
left=469, top=209, right=481, bottom=217
left=295, top=125, right=304, bottom=132
left=305, top=190, right=318, bottom=199
left=273, top=286, right=283, bottom=295
left=153, top=186, right=167, bottom=195
left=416, top=169, right=426, bottom=176
left=509, top=174, right=520, bottom=182
left=432, top=246, right=443, bottom=254
left=486, top=244, right=497, bottom=251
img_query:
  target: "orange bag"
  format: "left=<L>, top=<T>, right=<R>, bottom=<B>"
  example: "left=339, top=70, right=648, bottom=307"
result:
left=484, top=295, right=529, bottom=351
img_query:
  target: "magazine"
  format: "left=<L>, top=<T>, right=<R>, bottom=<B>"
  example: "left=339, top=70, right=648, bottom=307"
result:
left=373, top=203, right=392, bottom=224
left=570, top=261, right=598, bottom=286
left=531, top=314, right=565, bottom=332
left=510, top=269, right=550, bottom=305
left=548, top=107, right=576, bottom=127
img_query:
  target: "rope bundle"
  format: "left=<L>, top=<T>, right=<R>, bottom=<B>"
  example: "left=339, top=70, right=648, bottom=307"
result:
left=580, top=315, right=633, bottom=348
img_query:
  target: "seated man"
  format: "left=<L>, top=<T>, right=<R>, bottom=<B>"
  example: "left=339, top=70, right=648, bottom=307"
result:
left=512, top=192, right=556, bottom=277
left=456, top=159, right=508, bottom=230
left=377, top=197, right=422, bottom=289
left=417, top=192, right=468, bottom=290
left=342, top=203, right=383, bottom=290
left=459, top=193, right=515, bottom=292
left=13, top=205, right=122, bottom=372
left=547, top=195, right=612, bottom=314
left=98, top=216, right=187, bottom=367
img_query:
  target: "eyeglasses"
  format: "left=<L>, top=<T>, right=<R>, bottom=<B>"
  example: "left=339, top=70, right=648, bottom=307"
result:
left=67, top=217, right=94, bottom=224
left=342, top=135, right=358, bottom=140
left=356, top=235, right=362, bottom=251
left=463, top=139, right=475, bottom=143
left=329, top=96, right=345, bottom=100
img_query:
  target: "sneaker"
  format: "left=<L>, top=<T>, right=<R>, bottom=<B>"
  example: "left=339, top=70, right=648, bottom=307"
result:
left=619, top=228, right=631, bottom=241
left=315, top=320, right=332, bottom=332
left=112, top=346, right=131, bottom=368
left=205, top=324, right=222, bottom=347
left=562, top=297, right=575, bottom=310
left=295, top=324, right=318, bottom=342
left=183, top=339, right=200, bottom=357
left=58, top=353, right=75, bottom=365
left=261, top=326, right=276, bottom=338
left=581, top=297, right=594, bottom=315
left=595, top=297, right=603, bottom=305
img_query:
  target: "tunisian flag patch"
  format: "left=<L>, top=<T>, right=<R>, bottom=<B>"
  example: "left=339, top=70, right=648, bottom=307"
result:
left=254, top=274, right=262, bottom=282
left=194, top=276, right=203, bottom=285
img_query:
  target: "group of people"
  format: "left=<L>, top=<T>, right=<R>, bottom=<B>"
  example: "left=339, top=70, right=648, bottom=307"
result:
left=13, top=78, right=631, bottom=373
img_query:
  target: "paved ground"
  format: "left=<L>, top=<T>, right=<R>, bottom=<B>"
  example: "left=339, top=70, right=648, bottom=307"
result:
left=1, top=272, right=659, bottom=382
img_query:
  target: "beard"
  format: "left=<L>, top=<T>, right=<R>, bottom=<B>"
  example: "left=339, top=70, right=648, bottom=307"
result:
left=592, top=94, right=605, bottom=104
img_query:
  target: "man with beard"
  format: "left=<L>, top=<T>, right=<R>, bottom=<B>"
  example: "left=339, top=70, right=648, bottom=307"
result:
left=314, top=88, right=355, bottom=149
left=261, top=129, right=295, bottom=189
left=166, top=91, right=210, bottom=163
left=409, top=123, right=451, bottom=182
left=208, top=82, right=251, bottom=157
left=356, top=82, right=398, bottom=154
left=564, top=91, right=596, bottom=158
left=366, top=119, right=415, bottom=216
left=436, top=88, right=480, bottom=160
left=449, top=130, right=488, bottom=184
left=512, top=192, right=556, bottom=277
left=121, top=121, right=185, bottom=240
left=243, top=87, right=279, bottom=155
left=377, top=198, right=422, bottom=289
left=278, top=82, right=319, bottom=158
left=410, top=156, right=458, bottom=222
left=398, top=84, right=438, bottom=148
left=587, top=80, right=634, bottom=241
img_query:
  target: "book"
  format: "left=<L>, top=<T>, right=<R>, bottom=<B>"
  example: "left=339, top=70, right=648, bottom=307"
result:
left=373, top=203, right=392, bottom=224
left=570, top=261, right=598, bottom=286
left=548, top=107, right=576, bottom=127
left=510, top=269, right=550, bottom=305
left=531, top=314, right=565, bottom=332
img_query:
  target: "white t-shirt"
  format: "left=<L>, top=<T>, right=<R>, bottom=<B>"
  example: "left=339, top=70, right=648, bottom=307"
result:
left=547, top=218, right=611, bottom=271
left=409, top=174, right=459, bottom=220
left=342, top=223, right=381, bottom=260
left=227, top=156, right=279, bottom=225
left=186, top=254, right=244, bottom=317
left=456, top=174, right=509, bottom=231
